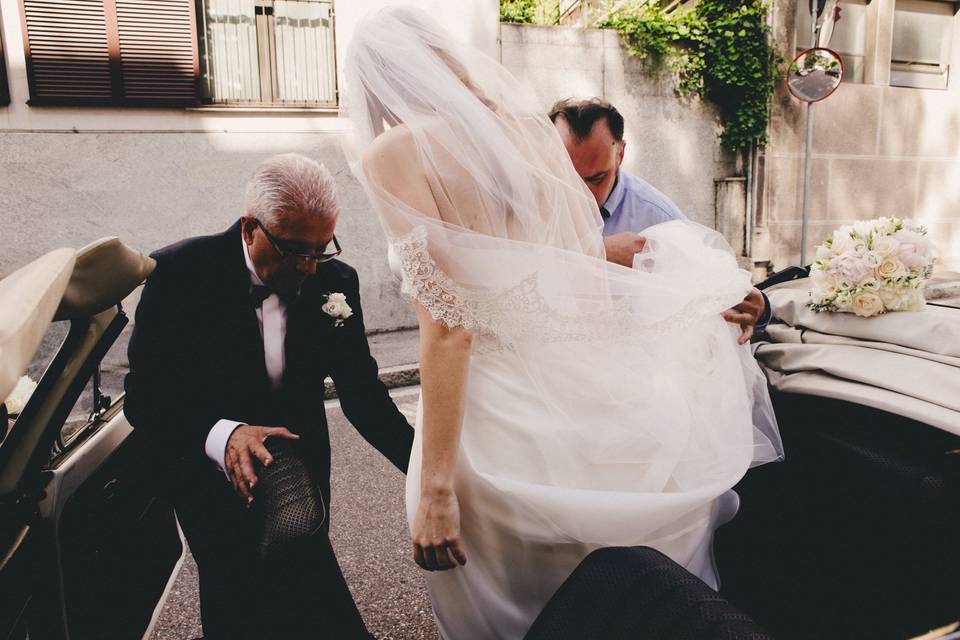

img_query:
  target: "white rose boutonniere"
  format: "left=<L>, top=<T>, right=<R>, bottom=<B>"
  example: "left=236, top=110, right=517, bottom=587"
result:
left=322, top=292, right=354, bottom=327
left=4, top=375, right=38, bottom=416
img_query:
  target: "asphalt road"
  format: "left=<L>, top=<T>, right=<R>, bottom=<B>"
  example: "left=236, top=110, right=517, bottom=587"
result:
left=148, top=386, right=437, bottom=640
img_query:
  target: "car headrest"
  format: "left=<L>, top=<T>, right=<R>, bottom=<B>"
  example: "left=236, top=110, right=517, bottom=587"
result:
left=0, top=249, right=76, bottom=403
left=54, top=238, right=156, bottom=321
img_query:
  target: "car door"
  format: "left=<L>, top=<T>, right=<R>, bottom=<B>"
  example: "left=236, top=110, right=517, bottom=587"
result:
left=0, top=304, right=183, bottom=640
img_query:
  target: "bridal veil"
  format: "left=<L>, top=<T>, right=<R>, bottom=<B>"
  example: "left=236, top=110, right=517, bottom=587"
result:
left=342, top=7, right=782, bottom=635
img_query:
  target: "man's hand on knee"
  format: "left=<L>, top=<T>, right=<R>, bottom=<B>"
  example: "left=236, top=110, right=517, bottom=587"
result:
left=225, top=425, right=300, bottom=504
left=603, top=232, right=647, bottom=268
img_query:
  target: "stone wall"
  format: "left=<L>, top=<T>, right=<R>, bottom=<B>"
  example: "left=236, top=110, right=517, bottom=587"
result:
left=500, top=24, right=738, bottom=229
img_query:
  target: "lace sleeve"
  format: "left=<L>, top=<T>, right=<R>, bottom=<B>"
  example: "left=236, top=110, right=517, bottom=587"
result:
left=391, top=226, right=734, bottom=345
left=393, top=226, right=488, bottom=332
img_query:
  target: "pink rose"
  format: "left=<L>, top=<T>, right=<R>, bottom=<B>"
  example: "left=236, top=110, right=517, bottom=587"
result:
left=828, top=253, right=873, bottom=284
left=893, top=229, right=934, bottom=269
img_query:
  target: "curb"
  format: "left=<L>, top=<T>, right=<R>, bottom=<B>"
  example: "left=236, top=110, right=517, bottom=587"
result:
left=323, top=363, right=421, bottom=400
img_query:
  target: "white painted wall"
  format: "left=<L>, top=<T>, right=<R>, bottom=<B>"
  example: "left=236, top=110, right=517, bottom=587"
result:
left=0, top=0, right=498, bottom=332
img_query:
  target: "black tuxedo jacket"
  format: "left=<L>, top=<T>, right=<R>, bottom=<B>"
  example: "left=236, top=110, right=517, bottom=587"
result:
left=124, top=221, right=414, bottom=503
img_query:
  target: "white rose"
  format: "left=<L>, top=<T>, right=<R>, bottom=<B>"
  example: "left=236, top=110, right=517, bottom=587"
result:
left=815, top=244, right=833, bottom=261
left=859, top=277, right=880, bottom=291
left=907, top=288, right=927, bottom=312
left=322, top=292, right=354, bottom=322
left=865, top=250, right=884, bottom=268
left=851, top=291, right=884, bottom=317
left=875, top=255, right=908, bottom=281
left=323, top=300, right=344, bottom=316
left=831, top=230, right=856, bottom=255
left=811, top=270, right=838, bottom=294
left=4, top=376, right=37, bottom=415
left=879, top=286, right=909, bottom=311
left=853, top=220, right=876, bottom=238
left=871, top=236, right=898, bottom=257
left=876, top=217, right=899, bottom=236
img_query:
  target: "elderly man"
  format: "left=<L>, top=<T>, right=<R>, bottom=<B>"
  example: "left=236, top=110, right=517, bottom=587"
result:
left=124, top=154, right=413, bottom=639
left=550, top=98, right=770, bottom=342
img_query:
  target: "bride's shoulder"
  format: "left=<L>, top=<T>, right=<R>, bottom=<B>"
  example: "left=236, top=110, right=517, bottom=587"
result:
left=361, top=125, right=425, bottom=192
left=362, top=124, right=417, bottom=169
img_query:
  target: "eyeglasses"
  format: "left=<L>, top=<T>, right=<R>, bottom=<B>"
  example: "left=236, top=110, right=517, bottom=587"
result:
left=253, top=219, right=342, bottom=263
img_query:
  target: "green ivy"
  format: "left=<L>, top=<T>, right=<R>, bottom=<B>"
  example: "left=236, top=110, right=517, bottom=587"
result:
left=500, top=0, right=561, bottom=25
left=500, top=0, right=538, bottom=24
left=597, top=0, right=782, bottom=152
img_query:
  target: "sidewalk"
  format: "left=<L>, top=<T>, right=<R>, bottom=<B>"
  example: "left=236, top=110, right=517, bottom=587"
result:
left=324, top=328, right=420, bottom=399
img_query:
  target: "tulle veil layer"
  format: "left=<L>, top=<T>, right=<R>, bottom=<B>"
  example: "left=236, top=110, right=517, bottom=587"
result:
left=341, top=0, right=782, bottom=554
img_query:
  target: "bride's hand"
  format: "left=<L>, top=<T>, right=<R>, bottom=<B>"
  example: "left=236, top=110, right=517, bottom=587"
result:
left=412, top=486, right=467, bottom=571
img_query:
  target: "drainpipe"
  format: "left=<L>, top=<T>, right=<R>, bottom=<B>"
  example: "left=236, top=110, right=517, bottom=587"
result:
left=745, top=145, right=753, bottom=259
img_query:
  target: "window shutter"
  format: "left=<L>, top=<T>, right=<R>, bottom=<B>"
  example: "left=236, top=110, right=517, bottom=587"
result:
left=21, top=0, right=115, bottom=104
left=20, top=0, right=199, bottom=106
left=115, top=0, right=199, bottom=104
left=0, top=28, right=9, bottom=106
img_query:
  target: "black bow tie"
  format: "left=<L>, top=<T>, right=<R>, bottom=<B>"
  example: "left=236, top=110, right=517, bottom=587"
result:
left=250, top=284, right=299, bottom=308
left=600, top=206, right=611, bottom=220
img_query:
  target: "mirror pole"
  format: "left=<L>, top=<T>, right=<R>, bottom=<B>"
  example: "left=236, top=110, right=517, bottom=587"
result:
left=800, top=105, right=814, bottom=265
left=799, top=1, right=819, bottom=266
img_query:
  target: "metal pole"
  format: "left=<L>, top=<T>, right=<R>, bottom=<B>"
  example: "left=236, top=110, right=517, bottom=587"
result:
left=745, top=145, right=753, bottom=258
left=799, top=0, right=818, bottom=266
left=800, top=105, right=814, bottom=265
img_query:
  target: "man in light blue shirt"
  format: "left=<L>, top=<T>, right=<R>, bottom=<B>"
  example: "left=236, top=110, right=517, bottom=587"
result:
left=550, top=98, right=769, bottom=342
left=600, top=167, right=687, bottom=235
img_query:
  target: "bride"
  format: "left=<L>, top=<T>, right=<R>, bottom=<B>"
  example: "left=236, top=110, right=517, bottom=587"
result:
left=343, top=7, right=782, bottom=638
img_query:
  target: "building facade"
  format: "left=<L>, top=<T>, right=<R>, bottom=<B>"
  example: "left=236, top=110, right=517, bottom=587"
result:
left=0, top=0, right=498, bottom=332
left=4, top=0, right=954, bottom=334
left=757, top=0, right=960, bottom=270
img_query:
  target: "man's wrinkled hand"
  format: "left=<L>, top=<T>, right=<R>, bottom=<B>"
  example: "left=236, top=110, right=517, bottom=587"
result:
left=603, top=232, right=647, bottom=268
left=722, top=287, right=766, bottom=346
left=225, top=425, right=300, bottom=504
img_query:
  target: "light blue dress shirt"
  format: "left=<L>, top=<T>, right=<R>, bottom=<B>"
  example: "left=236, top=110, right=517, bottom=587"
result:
left=601, top=169, right=686, bottom=236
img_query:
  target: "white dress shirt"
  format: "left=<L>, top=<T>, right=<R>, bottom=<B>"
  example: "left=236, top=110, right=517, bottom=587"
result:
left=204, top=238, right=289, bottom=476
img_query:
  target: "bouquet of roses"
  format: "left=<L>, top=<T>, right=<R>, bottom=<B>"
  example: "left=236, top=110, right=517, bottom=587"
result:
left=809, top=217, right=936, bottom=317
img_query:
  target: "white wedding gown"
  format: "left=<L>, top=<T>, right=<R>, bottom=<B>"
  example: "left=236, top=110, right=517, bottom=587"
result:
left=349, top=9, right=780, bottom=638
left=389, top=224, right=775, bottom=639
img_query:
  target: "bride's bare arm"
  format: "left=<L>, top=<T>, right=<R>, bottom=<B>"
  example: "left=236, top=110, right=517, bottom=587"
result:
left=413, top=301, right=471, bottom=570
left=362, top=127, right=471, bottom=571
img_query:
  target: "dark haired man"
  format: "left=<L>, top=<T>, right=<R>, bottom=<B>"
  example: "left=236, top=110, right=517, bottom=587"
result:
left=550, top=97, right=769, bottom=342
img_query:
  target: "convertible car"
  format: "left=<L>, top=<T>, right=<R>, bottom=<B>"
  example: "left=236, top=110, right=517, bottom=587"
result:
left=0, top=239, right=183, bottom=639
left=717, top=267, right=960, bottom=640
left=0, top=238, right=957, bottom=639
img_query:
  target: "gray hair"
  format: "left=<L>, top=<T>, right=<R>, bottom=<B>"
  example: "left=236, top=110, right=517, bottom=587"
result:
left=244, top=153, right=340, bottom=225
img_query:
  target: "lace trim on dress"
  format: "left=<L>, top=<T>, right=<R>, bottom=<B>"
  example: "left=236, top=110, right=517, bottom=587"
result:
left=392, top=226, right=731, bottom=347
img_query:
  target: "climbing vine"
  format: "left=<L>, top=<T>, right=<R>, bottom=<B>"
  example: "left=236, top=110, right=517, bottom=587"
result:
left=597, top=0, right=782, bottom=152
left=500, top=0, right=560, bottom=25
